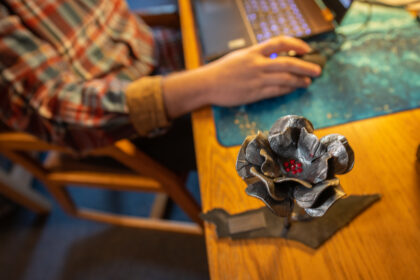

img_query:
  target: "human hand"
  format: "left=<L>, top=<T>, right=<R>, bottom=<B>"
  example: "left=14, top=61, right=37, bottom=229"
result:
left=201, top=36, right=322, bottom=106
left=161, top=36, right=322, bottom=119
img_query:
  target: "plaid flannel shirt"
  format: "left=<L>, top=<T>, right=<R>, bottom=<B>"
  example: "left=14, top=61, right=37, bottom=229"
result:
left=0, top=0, right=183, bottom=152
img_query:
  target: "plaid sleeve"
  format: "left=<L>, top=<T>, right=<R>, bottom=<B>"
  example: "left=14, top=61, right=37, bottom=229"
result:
left=0, top=9, right=138, bottom=152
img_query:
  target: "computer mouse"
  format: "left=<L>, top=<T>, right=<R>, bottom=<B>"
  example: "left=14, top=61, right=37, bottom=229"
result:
left=270, top=50, right=327, bottom=68
left=298, top=51, right=327, bottom=68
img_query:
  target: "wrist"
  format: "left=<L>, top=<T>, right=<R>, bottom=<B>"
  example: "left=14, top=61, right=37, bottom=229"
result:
left=162, top=68, right=212, bottom=119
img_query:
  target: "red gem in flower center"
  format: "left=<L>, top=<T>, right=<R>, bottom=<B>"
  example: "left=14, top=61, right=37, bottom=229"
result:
left=283, top=159, right=303, bottom=174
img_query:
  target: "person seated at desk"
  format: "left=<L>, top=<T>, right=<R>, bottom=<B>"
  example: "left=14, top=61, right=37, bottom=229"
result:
left=0, top=0, right=321, bottom=172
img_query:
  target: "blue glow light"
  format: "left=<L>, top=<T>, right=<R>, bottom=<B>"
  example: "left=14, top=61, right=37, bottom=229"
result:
left=270, top=53, right=278, bottom=59
left=339, top=0, right=351, bottom=8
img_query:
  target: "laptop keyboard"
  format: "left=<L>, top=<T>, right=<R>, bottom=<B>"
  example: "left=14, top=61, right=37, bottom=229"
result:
left=242, top=0, right=312, bottom=42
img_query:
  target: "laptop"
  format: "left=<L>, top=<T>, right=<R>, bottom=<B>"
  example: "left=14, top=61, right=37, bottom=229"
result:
left=193, top=0, right=353, bottom=61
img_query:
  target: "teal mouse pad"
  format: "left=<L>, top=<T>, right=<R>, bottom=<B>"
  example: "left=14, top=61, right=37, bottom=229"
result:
left=212, top=3, right=420, bottom=147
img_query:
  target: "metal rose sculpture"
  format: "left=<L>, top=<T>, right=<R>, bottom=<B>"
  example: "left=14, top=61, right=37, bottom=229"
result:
left=236, top=115, right=354, bottom=228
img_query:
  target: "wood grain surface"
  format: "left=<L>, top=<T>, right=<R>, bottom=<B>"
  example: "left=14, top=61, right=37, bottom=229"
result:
left=179, top=1, right=420, bottom=279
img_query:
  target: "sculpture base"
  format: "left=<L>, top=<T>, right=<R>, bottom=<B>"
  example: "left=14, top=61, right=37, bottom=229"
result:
left=201, top=194, right=381, bottom=249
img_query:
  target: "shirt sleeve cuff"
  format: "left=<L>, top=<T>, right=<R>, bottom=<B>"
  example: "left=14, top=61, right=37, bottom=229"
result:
left=125, top=75, right=170, bottom=136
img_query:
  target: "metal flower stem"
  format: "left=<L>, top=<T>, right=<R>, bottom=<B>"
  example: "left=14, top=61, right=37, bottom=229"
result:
left=291, top=206, right=313, bottom=222
left=281, top=211, right=293, bottom=237
left=282, top=207, right=313, bottom=236
left=284, top=212, right=292, bottom=228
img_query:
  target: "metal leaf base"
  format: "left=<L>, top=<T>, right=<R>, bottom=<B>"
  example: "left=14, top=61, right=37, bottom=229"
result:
left=200, top=194, right=381, bottom=249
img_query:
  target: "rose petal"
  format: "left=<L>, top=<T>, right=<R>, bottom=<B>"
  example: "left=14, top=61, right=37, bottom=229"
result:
left=241, top=132, right=282, bottom=178
left=297, top=127, right=326, bottom=161
left=236, top=135, right=255, bottom=179
left=246, top=181, right=294, bottom=217
left=260, top=149, right=281, bottom=178
left=268, top=115, right=314, bottom=157
left=250, top=167, right=287, bottom=200
left=268, top=128, right=296, bottom=159
left=296, top=153, right=331, bottom=184
left=245, top=132, right=268, bottom=166
left=320, top=134, right=355, bottom=174
left=304, top=186, right=345, bottom=217
left=294, top=178, right=340, bottom=208
left=273, top=176, right=312, bottom=189
left=269, top=115, right=315, bottom=136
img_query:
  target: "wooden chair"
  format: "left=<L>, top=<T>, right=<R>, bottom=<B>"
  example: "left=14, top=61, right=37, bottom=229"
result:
left=0, top=132, right=202, bottom=234
left=0, top=162, right=51, bottom=215
left=0, top=4, right=202, bottom=234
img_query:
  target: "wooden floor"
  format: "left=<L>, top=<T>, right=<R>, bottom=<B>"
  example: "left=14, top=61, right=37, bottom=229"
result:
left=0, top=170, right=209, bottom=280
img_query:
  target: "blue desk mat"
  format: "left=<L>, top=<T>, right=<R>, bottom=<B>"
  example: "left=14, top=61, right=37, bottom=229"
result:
left=212, top=3, right=420, bottom=147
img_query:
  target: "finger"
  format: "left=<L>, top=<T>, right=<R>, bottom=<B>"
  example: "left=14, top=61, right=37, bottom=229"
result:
left=262, top=73, right=311, bottom=88
left=256, top=36, right=311, bottom=56
left=260, top=86, right=296, bottom=98
left=263, top=56, right=322, bottom=77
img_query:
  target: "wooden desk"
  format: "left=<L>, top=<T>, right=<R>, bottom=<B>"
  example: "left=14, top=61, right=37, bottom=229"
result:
left=179, top=1, right=420, bottom=278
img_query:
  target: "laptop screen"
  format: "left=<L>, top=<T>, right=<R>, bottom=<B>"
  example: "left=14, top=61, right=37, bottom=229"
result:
left=323, top=0, right=353, bottom=24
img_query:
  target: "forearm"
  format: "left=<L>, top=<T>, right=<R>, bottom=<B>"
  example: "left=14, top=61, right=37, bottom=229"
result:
left=161, top=37, right=322, bottom=119
left=161, top=66, right=213, bottom=119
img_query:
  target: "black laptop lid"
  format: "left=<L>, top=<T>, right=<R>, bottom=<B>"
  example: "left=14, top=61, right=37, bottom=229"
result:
left=193, top=0, right=253, bottom=61
left=322, top=0, right=353, bottom=24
